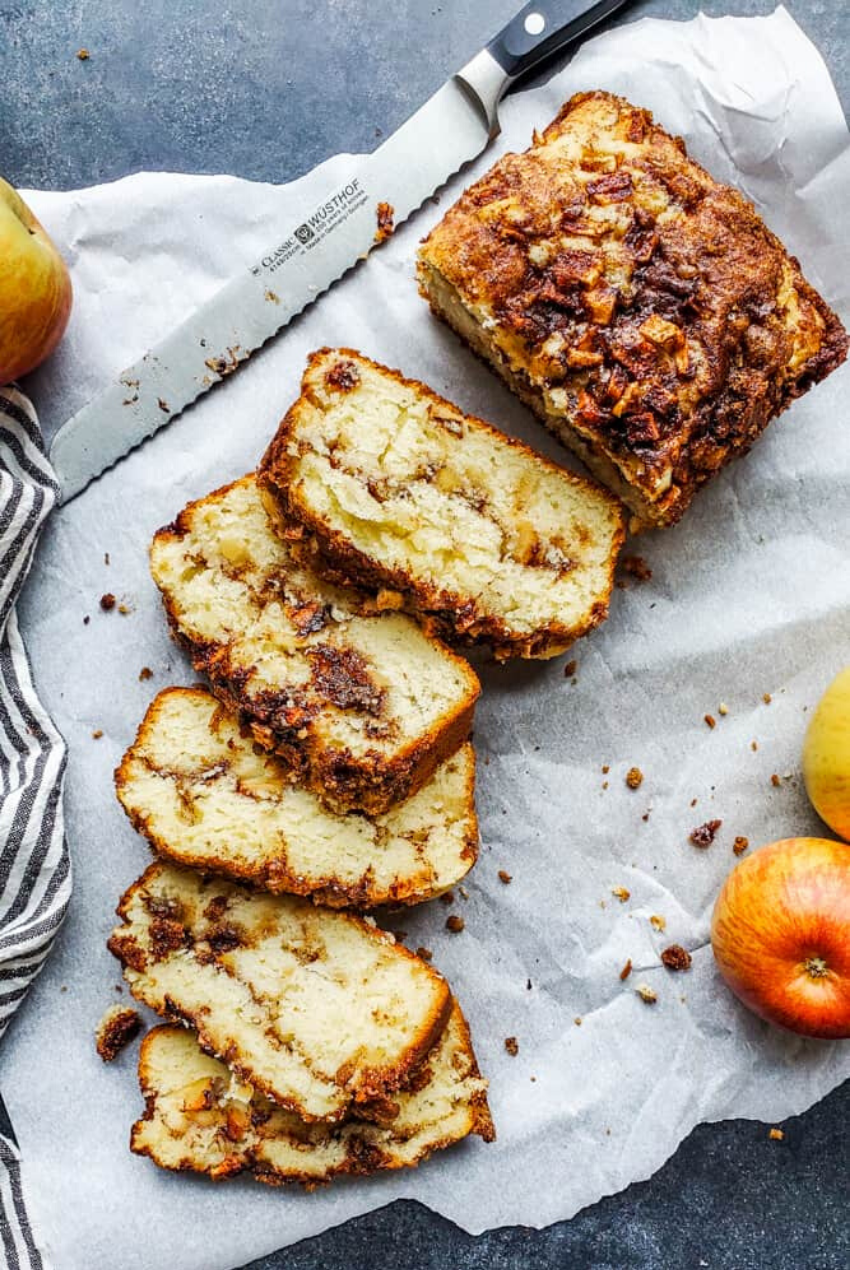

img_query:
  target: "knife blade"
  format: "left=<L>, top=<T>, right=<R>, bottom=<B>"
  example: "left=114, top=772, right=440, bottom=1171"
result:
left=50, top=0, right=632, bottom=502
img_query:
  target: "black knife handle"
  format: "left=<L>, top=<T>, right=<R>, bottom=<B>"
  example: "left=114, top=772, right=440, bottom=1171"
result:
left=487, top=0, right=632, bottom=81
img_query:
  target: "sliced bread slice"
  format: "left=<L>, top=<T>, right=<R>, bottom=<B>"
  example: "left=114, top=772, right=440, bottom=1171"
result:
left=108, top=862, right=452, bottom=1123
left=259, top=348, right=624, bottom=659
left=149, top=475, right=479, bottom=814
left=131, top=1002, right=494, bottom=1185
left=116, top=686, right=478, bottom=908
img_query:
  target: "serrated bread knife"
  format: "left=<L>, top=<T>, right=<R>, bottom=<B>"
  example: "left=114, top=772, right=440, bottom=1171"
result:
left=50, top=0, right=632, bottom=501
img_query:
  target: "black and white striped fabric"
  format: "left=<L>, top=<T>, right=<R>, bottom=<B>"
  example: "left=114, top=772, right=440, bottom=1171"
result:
left=0, top=387, right=71, bottom=1269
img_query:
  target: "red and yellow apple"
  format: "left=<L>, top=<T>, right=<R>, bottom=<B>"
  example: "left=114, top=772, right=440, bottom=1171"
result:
left=711, top=837, right=850, bottom=1039
left=0, top=177, right=73, bottom=384
left=803, top=666, right=850, bottom=842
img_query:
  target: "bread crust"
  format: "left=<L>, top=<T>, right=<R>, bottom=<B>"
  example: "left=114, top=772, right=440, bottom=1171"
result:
left=259, top=348, right=624, bottom=659
left=150, top=475, right=480, bottom=814
left=108, top=862, right=453, bottom=1123
left=418, top=91, right=848, bottom=528
left=115, top=686, right=479, bottom=909
left=131, top=1003, right=494, bottom=1186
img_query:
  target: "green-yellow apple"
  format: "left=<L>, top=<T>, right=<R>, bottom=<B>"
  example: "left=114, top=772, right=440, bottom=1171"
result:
left=803, top=665, right=850, bottom=841
left=0, top=177, right=73, bottom=384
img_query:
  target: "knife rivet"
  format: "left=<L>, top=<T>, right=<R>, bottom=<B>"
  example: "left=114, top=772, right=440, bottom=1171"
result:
left=524, top=12, right=545, bottom=35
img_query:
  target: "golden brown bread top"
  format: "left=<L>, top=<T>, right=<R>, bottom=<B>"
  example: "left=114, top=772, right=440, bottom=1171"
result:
left=418, top=91, right=847, bottom=524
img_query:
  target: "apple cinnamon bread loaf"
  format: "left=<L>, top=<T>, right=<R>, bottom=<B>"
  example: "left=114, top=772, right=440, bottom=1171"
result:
left=259, top=349, right=624, bottom=659
left=150, top=475, right=479, bottom=814
left=131, top=1002, right=494, bottom=1185
left=116, top=686, right=478, bottom=908
left=417, top=91, right=848, bottom=528
left=108, top=862, right=452, bottom=1122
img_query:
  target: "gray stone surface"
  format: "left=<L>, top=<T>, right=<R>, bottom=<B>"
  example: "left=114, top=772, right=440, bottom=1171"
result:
left=0, top=1, right=846, bottom=189
left=0, top=2, right=848, bottom=1268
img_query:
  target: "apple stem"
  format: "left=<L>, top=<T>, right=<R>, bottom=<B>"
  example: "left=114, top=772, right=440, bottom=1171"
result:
left=803, top=956, right=829, bottom=979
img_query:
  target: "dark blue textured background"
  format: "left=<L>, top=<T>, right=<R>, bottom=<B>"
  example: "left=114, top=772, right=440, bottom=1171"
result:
left=0, top=2, right=847, bottom=1267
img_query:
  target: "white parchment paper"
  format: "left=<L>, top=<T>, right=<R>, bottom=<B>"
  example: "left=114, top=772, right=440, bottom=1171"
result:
left=4, top=9, right=849, bottom=1269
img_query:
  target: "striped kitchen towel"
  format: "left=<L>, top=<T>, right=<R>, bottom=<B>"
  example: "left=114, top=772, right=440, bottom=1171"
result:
left=0, top=387, right=71, bottom=1269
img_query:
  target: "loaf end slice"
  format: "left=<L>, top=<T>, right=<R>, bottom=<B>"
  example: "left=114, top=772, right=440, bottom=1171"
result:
left=116, top=686, right=478, bottom=908
left=149, top=474, right=479, bottom=813
left=131, top=1002, right=494, bottom=1185
left=260, top=348, right=624, bottom=659
left=418, top=91, right=848, bottom=529
left=108, top=862, right=452, bottom=1122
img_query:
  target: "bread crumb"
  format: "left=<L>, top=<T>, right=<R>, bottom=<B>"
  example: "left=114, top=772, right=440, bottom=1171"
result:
left=626, top=766, right=643, bottom=789
left=649, top=914, right=666, bottom=933
left=415, top=946, right=433, bottom=961
left=139, top=667, right=153, bottom=681
left=751, top=740, right=758, bottom=751
left=611, top=886, right=630, bottom=903
left=445, top=915, right=465, bottom=933
left=375, top=201, right=395, bottom=243
left=498, top=869, right=512, bottom=884
left=718, top=703, right=729, bottom=716
left=95, top=1005, right=141, bottom=1062
left=91, top=729, right=103, bottom=740
left=574, top=1016, right=583, bottom=1026
left=602, top=764, right=610, bottom=775
left=602, top=781, right=609, bottom=790
left=763, top=693, right=772, bottom=704
left=100, top=592, right=116, bottom=611
left=690, top=818, right=722, bottom=848
left=118, top=603, right=131, bottom=615
left=619, top=959, right=633, bottom=981
left=439, top=891, right=454, bottom=905
left=76, top=48, right=90, bottom=60
left=704, top=714, right=716, bottom=729
left=635, top=984, right=657, bottom=1004
left=661, top=944, right=692, bottom=971
left=564, top=659, right=577, bottom=678
left=733, top=836, right=749, bottom=856
left=621, top=554, right=652, bottom=582
left=769, top=1127, right=784, bottom=1141
left=771, top=773, right=781, bottom=787
left=458, top=886, right=469, bottom=900
left=504, top=1036, right=519, bottom=1056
